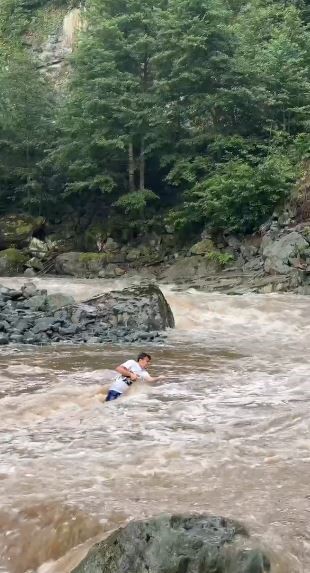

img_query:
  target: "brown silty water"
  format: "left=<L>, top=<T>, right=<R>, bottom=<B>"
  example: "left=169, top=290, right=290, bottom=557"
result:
left=0, top=277, right=309, bottom=573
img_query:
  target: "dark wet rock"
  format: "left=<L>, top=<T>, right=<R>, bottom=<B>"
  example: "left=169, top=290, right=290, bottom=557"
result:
left=9, top=334, right=24, bottom=343
left=0, top=334, right=9, bottom=345
left=58, top=325, right=78, bottom=336
left=71, top=514, right=270, bottom=573
left=22, top=335, right=37, bottom=344
left=45, top=293, right=75, bottom=312
left=53, top=310, right=69, bottom=322
left=32, top=317, right=57, bottom=334
left=71, top=305, right=98, bottom=324
left=0, top=321, right=10, bottom=332
left=0, top=286, right=11, bottom=296
left=26, top=295, right=47, bottom=312
left=87, top=284, right=175, bottom=332
left=21, top=282, right=38, bottom=298
left=11, top=318, right=34, bottom=333
left=0, top=282, right=174, bottom=346
left=6, top=289, right=23, bottom=300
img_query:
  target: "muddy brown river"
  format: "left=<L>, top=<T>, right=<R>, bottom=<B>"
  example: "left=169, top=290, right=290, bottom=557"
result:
left=0, top=277, right=309, bottom=573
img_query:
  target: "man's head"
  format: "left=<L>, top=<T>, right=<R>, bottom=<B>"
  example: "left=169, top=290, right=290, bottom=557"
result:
left=137, top=352, right=151, bottom=368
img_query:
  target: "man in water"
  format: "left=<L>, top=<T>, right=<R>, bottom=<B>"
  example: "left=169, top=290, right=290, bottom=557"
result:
left=105, top=352, right=163, bottom=401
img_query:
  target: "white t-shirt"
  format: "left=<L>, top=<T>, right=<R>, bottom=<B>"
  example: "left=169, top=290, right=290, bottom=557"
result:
left=110, top=359, right=151, bottom=394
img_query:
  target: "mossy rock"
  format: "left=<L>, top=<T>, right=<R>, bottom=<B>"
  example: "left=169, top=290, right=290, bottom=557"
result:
left=0, top=249, right=27, bottom=276
left=0, top=214, right=45, bottom=250
left=55, top=252, right=116, bottom=276
left=78, top=252, right=114, bottom=271
left=189, top=239, right=215, bottom=256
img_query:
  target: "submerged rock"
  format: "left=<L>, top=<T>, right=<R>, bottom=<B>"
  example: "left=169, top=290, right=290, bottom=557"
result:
left=71, top=514, right=270, bottom=573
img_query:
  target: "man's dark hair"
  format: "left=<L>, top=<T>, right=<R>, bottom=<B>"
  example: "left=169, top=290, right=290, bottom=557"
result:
left=137, top=352, right=151, bottom=362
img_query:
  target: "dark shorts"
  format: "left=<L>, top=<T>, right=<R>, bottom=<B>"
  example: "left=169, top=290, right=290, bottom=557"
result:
left=105, top=390, right=122, bottom=402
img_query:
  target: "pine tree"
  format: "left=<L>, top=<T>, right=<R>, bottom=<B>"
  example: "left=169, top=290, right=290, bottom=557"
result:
left=52, top=0, right=164, bottom=216
left=0, top=47, right=55, bottom=213
left=156, top=0, right=310, bottom=233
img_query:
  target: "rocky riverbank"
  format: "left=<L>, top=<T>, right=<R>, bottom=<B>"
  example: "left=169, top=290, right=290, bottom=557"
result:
left=0, top=282, right=174, bottom=346
left=71, top=514, right=270, bottom=573
left=0, top=212, right=310, bottom=295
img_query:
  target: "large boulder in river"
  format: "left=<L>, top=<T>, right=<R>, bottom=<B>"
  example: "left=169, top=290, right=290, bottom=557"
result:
left=80, top=283, right=175, bottom=332
left=71, top=514, right=270, bottom=573
left=0, top=214, right=45, bottom=250
left=261, top=231, right=309, bottom=274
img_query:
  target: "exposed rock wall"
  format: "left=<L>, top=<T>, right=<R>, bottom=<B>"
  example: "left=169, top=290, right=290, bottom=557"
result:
left=32, top=6, right=84, bottom=82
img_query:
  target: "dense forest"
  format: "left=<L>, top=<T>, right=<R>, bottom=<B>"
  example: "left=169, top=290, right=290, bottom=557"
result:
left=0, top=0, right=309, bottom=245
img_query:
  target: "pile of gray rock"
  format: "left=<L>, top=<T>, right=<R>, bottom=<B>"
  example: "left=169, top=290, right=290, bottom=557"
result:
left=0, top=283, right=174, bottom=346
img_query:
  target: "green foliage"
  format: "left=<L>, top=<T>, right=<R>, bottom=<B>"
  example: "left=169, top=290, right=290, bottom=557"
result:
left=114, top=190, right=159, bottom=215
left=0, top=48, right=56, bottom=213
left=0, top=0, right=69, bottom=41
left=206, top=251, right=234, bottom=266
left=30, top=5, right=67, bottom=44
left=1, top=0, right=310, bottom=238
left=0, top=0, right=29, bottom=41
left=156, top=0, right=310, bottom=234
left=187, top=155, right=298, bottom=233
left=48, top=0, right=164, bottom=212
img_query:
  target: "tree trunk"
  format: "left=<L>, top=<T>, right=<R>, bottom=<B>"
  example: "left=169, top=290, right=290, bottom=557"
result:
left=128, top=142, right=135, bottom=192
left=139, top=137, right=145, bottom=191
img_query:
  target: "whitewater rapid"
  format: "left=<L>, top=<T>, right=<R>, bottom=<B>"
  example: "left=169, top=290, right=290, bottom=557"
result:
left=0, top=277, right=309, bottom=573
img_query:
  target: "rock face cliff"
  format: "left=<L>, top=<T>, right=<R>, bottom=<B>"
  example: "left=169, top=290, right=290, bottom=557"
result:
left=28, top=3, right=83, bottom=84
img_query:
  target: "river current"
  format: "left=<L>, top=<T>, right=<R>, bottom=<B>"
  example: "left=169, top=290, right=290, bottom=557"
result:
left=0, top=277, right=309, bottom=573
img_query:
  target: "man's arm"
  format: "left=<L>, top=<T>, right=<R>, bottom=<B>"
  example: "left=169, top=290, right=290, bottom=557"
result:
left=116, top=365, right=138, bottom=381
left=143, top=374, right=165, bottom=383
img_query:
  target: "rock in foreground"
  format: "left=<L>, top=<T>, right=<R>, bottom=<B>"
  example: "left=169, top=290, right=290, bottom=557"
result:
left=71, top=514, right=270, bottom=573
left=0, top=282, right=174, bottom=345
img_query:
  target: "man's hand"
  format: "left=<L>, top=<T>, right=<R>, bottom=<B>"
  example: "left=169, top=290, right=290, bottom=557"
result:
left=116, top=365, right=138, bottom=380
left=147, top=374, right=165, bottom=382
